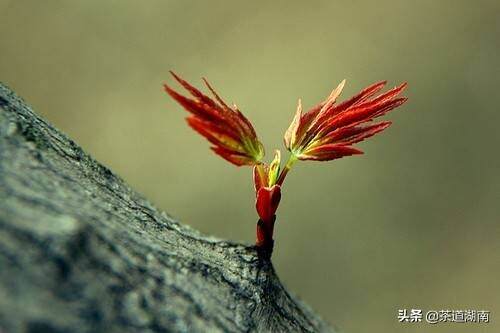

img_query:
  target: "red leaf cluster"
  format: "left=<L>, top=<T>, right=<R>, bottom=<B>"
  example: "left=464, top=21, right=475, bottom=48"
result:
left=164, top=72, right=264, bottom=166
left=284, top=80, right=407, bottom=161
left=165, top=73, right=409, bottom=255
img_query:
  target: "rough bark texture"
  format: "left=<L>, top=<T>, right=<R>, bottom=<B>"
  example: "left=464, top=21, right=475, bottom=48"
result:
left=0, top=83, right=335, bottom=333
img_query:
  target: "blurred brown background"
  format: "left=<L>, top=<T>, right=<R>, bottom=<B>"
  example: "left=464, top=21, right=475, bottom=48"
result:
left=1, top=1, right=499, bottom=332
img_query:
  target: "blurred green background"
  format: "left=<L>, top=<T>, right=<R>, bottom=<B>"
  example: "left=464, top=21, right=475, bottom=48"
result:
left=1, top=1, right=499, bottom=332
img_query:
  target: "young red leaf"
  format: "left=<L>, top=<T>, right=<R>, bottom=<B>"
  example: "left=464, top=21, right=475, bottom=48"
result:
left=165, top=72, right=264, bottom=166
left=284, top=80, right=407, bottom=162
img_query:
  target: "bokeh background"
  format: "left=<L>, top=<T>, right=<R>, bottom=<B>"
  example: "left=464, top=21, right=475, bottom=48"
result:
left=1, top=1, right=499, bottom=332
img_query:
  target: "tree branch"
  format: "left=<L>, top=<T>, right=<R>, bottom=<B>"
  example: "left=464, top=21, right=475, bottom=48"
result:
left=0, top=83, right=335, bottom=333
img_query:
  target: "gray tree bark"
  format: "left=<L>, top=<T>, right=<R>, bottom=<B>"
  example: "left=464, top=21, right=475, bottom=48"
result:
left=0, top=83, right=336, bottom=333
